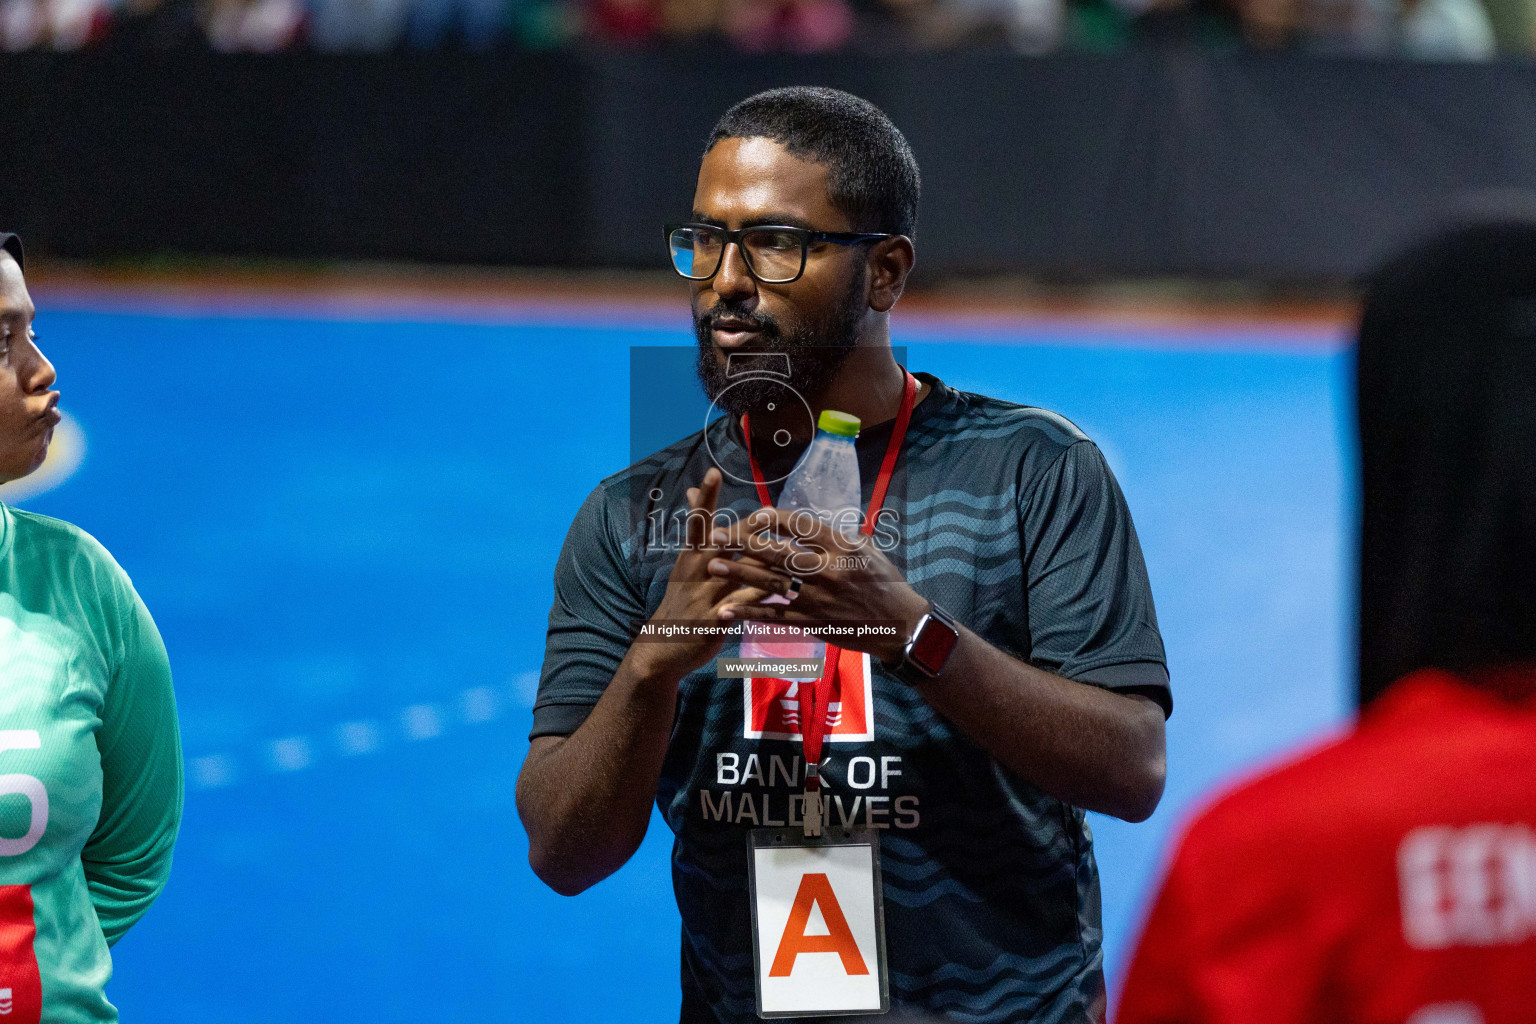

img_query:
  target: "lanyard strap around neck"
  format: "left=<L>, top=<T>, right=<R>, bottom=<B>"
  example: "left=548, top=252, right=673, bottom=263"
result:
left=739, top=370, right=918, bottom=808
left=740, top=369, right=917, bottom=534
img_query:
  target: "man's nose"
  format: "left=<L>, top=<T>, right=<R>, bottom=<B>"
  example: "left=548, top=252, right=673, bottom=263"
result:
left=713, top=242, right=757, bottom=303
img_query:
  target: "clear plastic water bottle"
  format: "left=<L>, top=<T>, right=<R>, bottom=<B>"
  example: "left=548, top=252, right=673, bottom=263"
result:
left=741, top=410, right=862, bottom=679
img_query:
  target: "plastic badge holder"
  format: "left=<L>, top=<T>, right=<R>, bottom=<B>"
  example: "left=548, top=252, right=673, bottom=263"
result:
left=747, top=827, right=890, bottom=1019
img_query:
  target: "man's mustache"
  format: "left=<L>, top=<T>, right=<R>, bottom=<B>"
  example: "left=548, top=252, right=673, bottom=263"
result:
left=695, top=306, right=780, bottom=337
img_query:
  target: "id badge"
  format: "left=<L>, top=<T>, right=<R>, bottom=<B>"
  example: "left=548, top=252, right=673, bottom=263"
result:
left=747, top=827, right=890, bottom=1019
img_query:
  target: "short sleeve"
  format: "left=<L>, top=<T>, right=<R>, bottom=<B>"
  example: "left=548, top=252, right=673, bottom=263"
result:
left=1020, top=441, right=1171, bottom=715
left=84, top=579, right=183, bottom=947
left=530, top=485, right=647, bottom=739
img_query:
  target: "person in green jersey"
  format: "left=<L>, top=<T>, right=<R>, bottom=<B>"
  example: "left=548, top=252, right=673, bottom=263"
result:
left=0, top=233, right=182, bottom=1024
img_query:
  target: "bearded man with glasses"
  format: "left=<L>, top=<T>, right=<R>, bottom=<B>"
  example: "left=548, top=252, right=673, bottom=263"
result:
left=519, top=87, right=1171, bottom=1024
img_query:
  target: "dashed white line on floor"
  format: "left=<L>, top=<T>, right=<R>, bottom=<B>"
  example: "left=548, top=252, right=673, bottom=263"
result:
left=460, top=686, right=499, bottom=724
left=402, top=704, right=443, bottom=741
left=336, top=720, right=380, bottom=756
left=189, top=677, right=532, bottom=790
left=190, top=753, right=237, bottom=790
left=269, top=736, right=312, bottom=773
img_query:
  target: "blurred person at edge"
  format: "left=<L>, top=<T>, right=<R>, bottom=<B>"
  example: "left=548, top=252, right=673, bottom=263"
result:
left=582, top=0, right=725, bottom=48
left=844, top=0, right=1069, bottom=55
left=656, top=0, right=719, bottom=37
left=720, top=0, right=853, bottom=52
left=519, top=87, right=1171, bottom=1024
left=1232, top=0, right=1496, bottom=56
left=587, top=0, right=662, bottom=44
left=402, top=0, right=505, bottom=48
left=1116, top=215, right=1536, bottom=1024
left=0, top=0, right=110, bottom=50
left=201, top=0, right=302, bottom=49
left=1123, top=0, right=1499, bottom=55
left=0, top=235, right=182, bottom=1023
left=307, top=0, right=410, bottom=50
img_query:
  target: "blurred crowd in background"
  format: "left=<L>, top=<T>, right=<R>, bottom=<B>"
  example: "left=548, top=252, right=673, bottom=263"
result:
left=1, top=0, right=1530, bottom=66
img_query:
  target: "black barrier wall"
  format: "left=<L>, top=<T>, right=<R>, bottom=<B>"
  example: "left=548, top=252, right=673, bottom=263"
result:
left=4, top=50, right=1536, bottom=279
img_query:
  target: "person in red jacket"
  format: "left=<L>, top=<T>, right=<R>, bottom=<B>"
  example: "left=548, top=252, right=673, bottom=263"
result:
left=1117, top=215, right=1536, bottom=1024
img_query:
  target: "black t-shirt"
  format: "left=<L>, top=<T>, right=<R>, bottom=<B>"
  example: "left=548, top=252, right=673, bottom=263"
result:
left=533, top=374, right=1169, bottom=1023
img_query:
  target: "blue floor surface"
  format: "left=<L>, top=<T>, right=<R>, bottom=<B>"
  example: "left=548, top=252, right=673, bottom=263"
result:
left=16, top=302, right=1351, bottom=1022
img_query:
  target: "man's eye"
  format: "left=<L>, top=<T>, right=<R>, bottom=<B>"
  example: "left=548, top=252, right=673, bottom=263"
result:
left=753, top=232, right=800, bottom=252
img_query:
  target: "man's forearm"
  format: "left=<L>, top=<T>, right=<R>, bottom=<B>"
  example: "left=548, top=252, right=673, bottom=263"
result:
left=709, top=509, right=1166, bottom=821
left=516, top=648, right=682, bottom=895
left=914, top=626, right=1167, bottom=822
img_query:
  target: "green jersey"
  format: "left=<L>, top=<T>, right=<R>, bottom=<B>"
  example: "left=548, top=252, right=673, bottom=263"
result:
left=0, top=504, right=182, bottom=1023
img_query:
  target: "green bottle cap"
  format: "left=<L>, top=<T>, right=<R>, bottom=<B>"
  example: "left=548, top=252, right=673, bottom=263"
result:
left=818, top=410, right=861, bottom=438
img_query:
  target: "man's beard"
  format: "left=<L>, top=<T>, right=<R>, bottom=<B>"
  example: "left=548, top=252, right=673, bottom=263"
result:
left=694, top=273, right=865, bottom=418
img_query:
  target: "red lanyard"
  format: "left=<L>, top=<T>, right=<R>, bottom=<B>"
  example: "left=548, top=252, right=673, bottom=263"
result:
left=740, top=370, right=917, bottom=824
left=741, top=370, right=916, bottom=538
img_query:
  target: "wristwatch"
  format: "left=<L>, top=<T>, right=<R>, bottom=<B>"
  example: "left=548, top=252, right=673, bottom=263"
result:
left=886, top=601, right=960, bottom=685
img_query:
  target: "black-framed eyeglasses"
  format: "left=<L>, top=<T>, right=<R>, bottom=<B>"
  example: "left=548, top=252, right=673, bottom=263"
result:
left=665, top=222, right=893, bottom=284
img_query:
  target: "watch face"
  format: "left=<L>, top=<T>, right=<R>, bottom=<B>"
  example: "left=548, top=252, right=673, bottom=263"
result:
left=910, top=616, right=958, bottom=674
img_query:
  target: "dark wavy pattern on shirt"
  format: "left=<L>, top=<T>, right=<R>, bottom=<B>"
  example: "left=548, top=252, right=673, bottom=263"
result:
left=536, top=377, right=1165, bottom=1024
left=892, top=948, right=1085, bottom=1014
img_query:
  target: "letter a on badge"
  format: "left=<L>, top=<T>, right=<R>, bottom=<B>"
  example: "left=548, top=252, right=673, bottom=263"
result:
left=769, top=873, right=869, bottom=977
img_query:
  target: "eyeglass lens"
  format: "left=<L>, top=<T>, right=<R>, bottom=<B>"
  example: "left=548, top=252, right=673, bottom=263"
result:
left=668, top=226, right=805, bottom=283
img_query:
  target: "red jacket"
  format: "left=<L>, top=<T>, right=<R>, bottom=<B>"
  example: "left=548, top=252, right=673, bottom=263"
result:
left=1118, top=668, right=1536, bottom=1024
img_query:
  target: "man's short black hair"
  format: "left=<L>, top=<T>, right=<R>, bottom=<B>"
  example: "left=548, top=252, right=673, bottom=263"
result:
left=705, top=87, right=920, bottom=239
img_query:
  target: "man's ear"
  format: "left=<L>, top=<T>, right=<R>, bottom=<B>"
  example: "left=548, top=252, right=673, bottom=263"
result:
left=867, top=236, right=915, bottom=313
